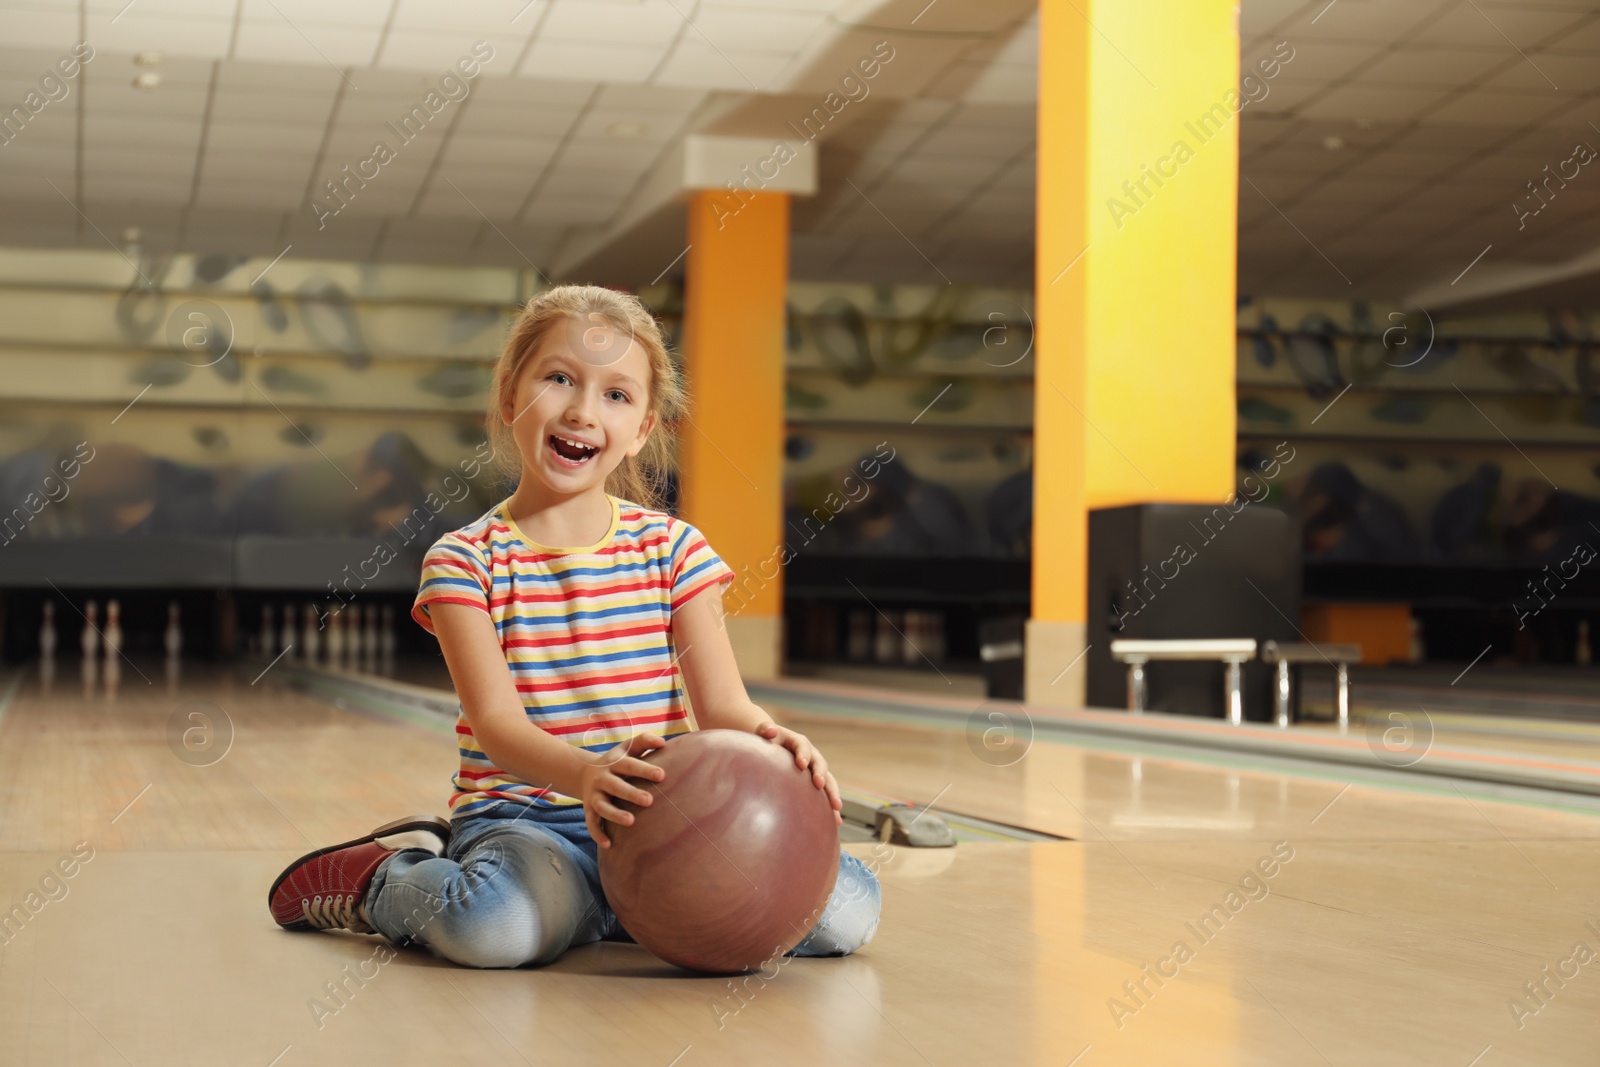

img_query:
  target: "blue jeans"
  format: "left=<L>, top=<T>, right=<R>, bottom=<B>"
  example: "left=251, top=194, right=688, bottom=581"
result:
left=365, top=803, right=881, bottom=969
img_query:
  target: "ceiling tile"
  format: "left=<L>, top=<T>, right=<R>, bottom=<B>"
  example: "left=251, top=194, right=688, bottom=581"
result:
left=1272, top=40, right=1389, bottom=80
left=1425, top=88, right=1570, bottom=125
left=519, top=40, right=666, bottom=84
left=1358, top=45, right=1516, bottom=87
left=86, top=11, right=234, bottom=57
left=1417, top=4, right=1587, bottom=48
left=1299, top=84, right=1452, bottom=123
left=1482, top=52, right=1600, bottom=92
left=1290, top=0, right=1443, bottom=44
left=691, top=8, right=826, bottom=53
left=232, top=22, right=383, bottom=68
left=537, top=0, right=690, bottom=46
left=652, top=44, right=793, bottom=91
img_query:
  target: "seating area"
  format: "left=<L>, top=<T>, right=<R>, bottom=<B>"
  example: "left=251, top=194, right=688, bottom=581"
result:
left=1110, top=637, right=1363, bottom=728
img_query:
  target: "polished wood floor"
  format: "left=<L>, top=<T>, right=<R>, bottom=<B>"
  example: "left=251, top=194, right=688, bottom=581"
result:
left=1, top=661, right=1597, bottom=1065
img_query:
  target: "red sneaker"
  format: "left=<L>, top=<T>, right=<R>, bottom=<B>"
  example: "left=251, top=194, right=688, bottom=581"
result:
left=268, top=815, right=450, bottom=933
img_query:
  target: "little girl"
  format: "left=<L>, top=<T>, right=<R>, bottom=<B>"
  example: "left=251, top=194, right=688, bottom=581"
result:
left=268, top=285, right=880, bottom=968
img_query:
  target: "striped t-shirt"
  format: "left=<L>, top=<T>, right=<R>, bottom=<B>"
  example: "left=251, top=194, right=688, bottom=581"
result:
left=412, top=495, right=733, bottom=817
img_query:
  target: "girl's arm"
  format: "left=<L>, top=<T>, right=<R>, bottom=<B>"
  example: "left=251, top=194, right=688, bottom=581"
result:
left=429, top=601, right=665, bottom=846
left=670, top=588, right=843, bottom=820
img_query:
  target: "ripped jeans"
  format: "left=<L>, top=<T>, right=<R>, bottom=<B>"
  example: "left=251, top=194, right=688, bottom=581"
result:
left=364, top=803, right=881, bottom=969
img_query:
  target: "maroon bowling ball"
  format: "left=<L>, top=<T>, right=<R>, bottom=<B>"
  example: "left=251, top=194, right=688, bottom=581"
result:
left=598, top=728, right=840, bottom=974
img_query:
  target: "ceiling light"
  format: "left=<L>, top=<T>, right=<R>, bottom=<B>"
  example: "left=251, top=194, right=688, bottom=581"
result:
left=1322, top=135, right=1345, bottom=151
left=133, top=71, right=162, bottom=90
left=134, top=52, right=163, bottom=66
left=607, top=121, right=647, bottom=138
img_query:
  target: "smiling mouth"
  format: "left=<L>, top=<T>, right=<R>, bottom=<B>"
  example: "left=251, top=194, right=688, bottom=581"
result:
left=548, top=434, right=599, bottom=466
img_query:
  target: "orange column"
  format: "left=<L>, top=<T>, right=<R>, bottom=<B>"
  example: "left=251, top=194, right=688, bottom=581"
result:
left=1029, top=0, right=1241, bottom=706
left=679, top=189, right=789, bottom=678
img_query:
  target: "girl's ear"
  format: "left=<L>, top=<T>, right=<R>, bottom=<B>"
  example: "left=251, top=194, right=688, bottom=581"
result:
left=627, top=411, right=657, bottom=458
left=500, top=368, right=522, bottom=427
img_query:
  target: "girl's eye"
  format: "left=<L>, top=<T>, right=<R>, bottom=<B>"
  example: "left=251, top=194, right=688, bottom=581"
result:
left=606, top=389, right=629, bottom=403
left=548, top=372, right=571, bottom=386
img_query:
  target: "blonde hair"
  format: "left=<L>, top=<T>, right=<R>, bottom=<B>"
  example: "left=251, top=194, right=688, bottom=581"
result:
left=486, top=284, right=683, bottom=512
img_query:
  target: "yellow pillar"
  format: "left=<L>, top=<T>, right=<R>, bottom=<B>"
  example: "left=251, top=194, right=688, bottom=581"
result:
left=679, top=189, right=789, bottom=679
left=1028, top=0, right=1241, bottom=706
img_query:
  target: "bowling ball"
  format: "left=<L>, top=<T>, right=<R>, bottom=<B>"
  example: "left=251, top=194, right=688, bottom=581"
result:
left=598, top=729, right=840, bottom=974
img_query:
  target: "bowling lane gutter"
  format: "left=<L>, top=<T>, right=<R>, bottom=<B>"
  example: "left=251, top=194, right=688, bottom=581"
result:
left=260, top=664, right=1600, bottom=817
left=0, top=670, right=22, bottom=732
left=745, top=678, right=1600, bottom=816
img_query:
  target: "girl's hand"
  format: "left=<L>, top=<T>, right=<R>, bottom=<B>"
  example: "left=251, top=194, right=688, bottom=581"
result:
left=755, top=722, right=843, bottom=824
left=579, top=733, right=668, bottom=848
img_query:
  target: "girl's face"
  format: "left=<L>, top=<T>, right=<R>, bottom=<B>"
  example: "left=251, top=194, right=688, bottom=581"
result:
left=503, top=316, right=656, bottom=497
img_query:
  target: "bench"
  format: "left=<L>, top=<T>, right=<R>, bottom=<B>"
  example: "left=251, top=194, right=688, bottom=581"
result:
left=1261, top=641, right=1363, bottom=730
left=1108, top=638, right=1259, bottom=725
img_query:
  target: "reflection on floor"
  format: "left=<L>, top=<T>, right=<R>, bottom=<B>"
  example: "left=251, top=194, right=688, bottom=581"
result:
left=0, top=662, right=1595, bottom=1065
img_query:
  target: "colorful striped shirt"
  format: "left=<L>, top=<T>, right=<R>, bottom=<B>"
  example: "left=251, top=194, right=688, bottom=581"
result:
left=412, top=495, right=733, bottom=817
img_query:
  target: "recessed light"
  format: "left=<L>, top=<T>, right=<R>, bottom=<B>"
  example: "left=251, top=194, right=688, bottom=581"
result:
left=607, top=120, right=648, bottom=138
left=134, top=52, right=163, bottom=67
left=1322, top=135, right=1345, bottom=151
left=133, top=72, right=162, bottom=90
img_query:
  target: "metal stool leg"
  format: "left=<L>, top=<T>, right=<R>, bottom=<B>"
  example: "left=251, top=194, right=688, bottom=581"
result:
left=1225, top=657, right=1244, bottom=725
left=1127, top=660, right=1147, bottom=713
left=1274, top=660, right=1292, bottom=728
left=1335, top=662, right=1350, bottom=732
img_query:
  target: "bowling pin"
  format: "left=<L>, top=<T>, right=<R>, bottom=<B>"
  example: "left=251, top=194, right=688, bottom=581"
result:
left=847, top=610, right=871, bottom=661
left=927, top=611, right=946, bottom=664
left=379, top=603, right=396, bottom=672
left=104, top=653, right=121, bottom=699
left=260, top=604, right=275, bottom=659
left=363, top=603, right=380, bottom=662
left=103, top=599, right=123, bottom=666
left=902, top=610, right=921, bottom=665
left=874, top=612, right=899, bottom=664
left=326, top=608, right=345, bottom=669
left=300, top=604, right=320, bottom=665
left=279, top=603, right=296, bottom=662
left=164, top=602, right=183, bottom=659
left=39, top=601, right=57, bottom=659
left=81, top=599, right=100, bottom=660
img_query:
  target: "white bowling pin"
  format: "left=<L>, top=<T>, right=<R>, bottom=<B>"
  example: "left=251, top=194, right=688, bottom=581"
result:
left=279, top=604, right=296, bottom=661
left=326, top=608, right=345, bottom=669
left=260, top=604, right=275, bottom=659
left=874, top=612, right=899, bottom=664
left=847, top=610, right=870, bottom=661
left=103, top=599, right=123, bottom=664
left=902, top=609, right=922, bottom=665
left=81, top=600, right=100, bottom=659
left=39, top=601, right=57, bottom=659
left=300, top=604, right=320, bottom=665
left=379, top=604, right=396, bottom=667
left=164, top=602, right=183, bottom=659
left=363, top=603, right=380, bottom=661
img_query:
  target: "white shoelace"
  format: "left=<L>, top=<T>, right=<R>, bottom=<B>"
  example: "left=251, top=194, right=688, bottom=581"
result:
left=301, top=893, right=372, bottom=933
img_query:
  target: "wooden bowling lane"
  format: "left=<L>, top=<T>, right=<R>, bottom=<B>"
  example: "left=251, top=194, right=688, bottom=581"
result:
left=2, top=665, right=1599, bottom=1065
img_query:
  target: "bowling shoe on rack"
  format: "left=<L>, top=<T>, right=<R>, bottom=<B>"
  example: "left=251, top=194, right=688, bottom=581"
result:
left=269, top=815, right=450, bottom=933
